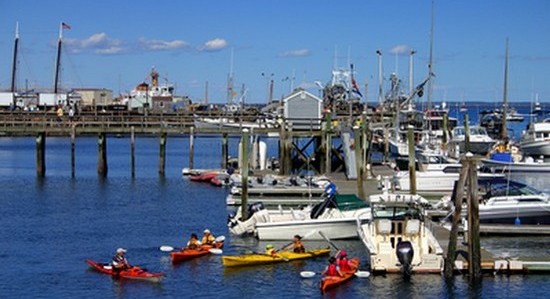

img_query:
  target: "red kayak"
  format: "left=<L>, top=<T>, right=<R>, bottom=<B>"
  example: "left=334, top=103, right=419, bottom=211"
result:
left=320, top=258, right=359, bottom=293
left=189, top=171, right=219, bottom=182
left=85, top=259, right=163, bottom=283
left=170, top=242, right=224, bottom=264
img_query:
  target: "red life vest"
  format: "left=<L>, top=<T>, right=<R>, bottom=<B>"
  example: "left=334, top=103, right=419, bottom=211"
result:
left=338, top=258, right=351, bottom=272
left=326, top=264, right=338, bottom=276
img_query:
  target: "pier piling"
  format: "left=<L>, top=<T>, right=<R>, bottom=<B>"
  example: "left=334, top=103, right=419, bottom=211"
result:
left=464, top=114, right=470, bottom=153
left=221, top=133, right=228, bottom=169
left=159, top=132, right=167, bottom=176
left=353, top=126, right=365, bottom=199
left=36, top=132, right=46, bottom=177
left=407, top=125, right=416, bottom=194
left=240, top=129, right=250, bottom=220
left=70, top=126, right=75, bottom=178
left=189, top=127, right=195, bottom=169
left=130, top=126, right=135, bottom=178
left=467, top=158, right=482, bottom=281
left=97, top=132, right=108, bottom=177
left=444, top=158, right=469, bottom=278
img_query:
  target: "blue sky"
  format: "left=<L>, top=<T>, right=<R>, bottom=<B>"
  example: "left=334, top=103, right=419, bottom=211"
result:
left=0, top=0, right=549, bottom=104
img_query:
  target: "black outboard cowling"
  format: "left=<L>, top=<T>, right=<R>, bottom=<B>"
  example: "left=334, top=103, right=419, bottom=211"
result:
left=396, top=241, right=414, bottom=275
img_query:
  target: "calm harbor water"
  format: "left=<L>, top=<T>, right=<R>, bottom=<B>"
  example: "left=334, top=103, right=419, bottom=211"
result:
left=0, top=105, right=549, bottom=298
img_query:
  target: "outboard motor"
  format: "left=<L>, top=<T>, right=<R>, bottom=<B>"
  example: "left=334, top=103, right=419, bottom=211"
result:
left=396, top=241, right=414, bottom=275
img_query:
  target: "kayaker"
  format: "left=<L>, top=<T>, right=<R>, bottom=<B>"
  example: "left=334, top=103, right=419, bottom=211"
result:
left=283, top=235, right=306, bottom=253
left=186, top=233, right=202, bottom=250
left=201, top=229, right=216, bottom=245
left=265, top=244, right=277, bottom=256
left=336, top=250, right=353, bottom=272
left=111, top=248, right=131, bottom=276
left=322, top=257, right=343, bottom=277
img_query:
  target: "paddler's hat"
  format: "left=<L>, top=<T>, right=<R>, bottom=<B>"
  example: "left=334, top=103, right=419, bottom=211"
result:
left=116, top=248, right=127, bottom=254
left=266, top=244, right=274, bottom=249
left=204, top=229, right=211, bottom=234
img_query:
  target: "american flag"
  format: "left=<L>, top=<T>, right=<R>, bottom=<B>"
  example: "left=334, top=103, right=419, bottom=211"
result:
left=62, top=22, right=71, bottom=30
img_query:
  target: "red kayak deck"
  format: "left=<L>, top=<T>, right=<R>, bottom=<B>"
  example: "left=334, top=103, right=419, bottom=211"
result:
left=170, top=242, right=224, bottom=264
left=320, top=258, right=359, bottom=293
left=85, top=259, right=163, bottom=283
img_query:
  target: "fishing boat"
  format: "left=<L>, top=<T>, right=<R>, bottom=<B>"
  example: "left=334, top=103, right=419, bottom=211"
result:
left=222, top=248, right=330, bottom=267
left=356, top=193, right=444, bottom=274
left=520, top=119, right=550, bottom=157
left=320, top=258, right=359, bottom=293
left=228, top=187, right=371, bottom=240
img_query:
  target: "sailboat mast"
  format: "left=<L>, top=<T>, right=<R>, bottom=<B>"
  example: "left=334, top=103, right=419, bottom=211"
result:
left=10, top=22, right=19, bottom=95
left=427, top=0, right=435, bottom=111
left=53, top=23, right=63, bottom=94
left=501, top=38, right=509, bottom=140
left=227, top=47, right=234, bottom=105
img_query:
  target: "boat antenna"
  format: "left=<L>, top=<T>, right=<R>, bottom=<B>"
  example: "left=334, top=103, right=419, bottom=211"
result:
left=427, top=0, right=435, bottom=112
left=409, top=49, right=416, bottom=95
left=500, top=38, right=509, bottom=140
left=376, top=49, right=383, bottom=105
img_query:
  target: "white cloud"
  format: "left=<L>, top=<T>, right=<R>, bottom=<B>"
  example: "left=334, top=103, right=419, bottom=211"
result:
left=389, top=44, right=410, bottom=55
left=64, top=32, right=124, bottom=55
left=139, top=38, right=188, bottom=51
left=199, top=38, right=228, bottom=52
left=278, top=49, right=311, bottom=57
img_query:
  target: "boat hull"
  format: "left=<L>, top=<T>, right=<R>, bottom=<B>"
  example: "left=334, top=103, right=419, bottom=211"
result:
left=520, top=141, right=550, bottom=157
left=85, top=259, right=163, bottom=283
left=256, top=218, right=365, bottom=240
left=481, top=158, right=550, bottom=173
left=479, top=207, right=550, bottom=225
left=320, top=258, right=359, bottom=293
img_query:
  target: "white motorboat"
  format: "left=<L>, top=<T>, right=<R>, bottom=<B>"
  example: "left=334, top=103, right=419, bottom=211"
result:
left=394, top=171, right=502, bottom=196
left=356, top=193, right=444, bottom=274
left=473, top=179, right=550, bottom=225
left=227, top=190, right=371, bottom=240
left=448, top=126, right=496, bottom=158
left=520, top=119, right=550, bottom=157
left=481, top=153, right=550, bottom=173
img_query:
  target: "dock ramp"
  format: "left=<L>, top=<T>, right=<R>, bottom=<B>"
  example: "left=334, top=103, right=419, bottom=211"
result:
left=341, top=132, right=357, bottom=179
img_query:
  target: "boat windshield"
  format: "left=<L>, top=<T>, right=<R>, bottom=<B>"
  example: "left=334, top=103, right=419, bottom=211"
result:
left=480, top=179, right=541, bottom=198
left=372, top=205, right=422, bottom=221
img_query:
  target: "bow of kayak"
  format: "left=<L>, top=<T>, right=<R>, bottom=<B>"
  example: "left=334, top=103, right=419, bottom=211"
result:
left=85, top=259, right=164, bottom=283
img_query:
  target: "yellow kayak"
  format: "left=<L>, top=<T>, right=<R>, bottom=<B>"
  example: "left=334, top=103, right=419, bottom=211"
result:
left=222, top=248, right=331, bottom=267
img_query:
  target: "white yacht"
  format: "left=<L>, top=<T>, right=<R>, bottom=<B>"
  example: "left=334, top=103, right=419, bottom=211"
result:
left=356, top=193, right=444, bottom=274
left=448, top=126, right=496, bottom=158
left=520, top=119, right=550, bottom=157
left=474, top=179, right=550, bottom=225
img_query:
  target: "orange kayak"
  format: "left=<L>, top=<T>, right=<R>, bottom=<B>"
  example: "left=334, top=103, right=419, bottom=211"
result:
left=170, top=242, right=223, bottom=264
left=86, top=259, right=163, bottom=283
left=320, top=258, right=359, bottom=293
